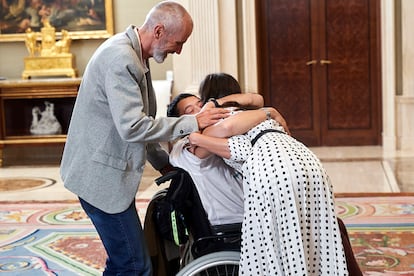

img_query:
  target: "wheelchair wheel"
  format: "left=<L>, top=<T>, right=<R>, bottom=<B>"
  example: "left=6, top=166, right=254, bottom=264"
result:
left=177, top=251, right=240, bottom=276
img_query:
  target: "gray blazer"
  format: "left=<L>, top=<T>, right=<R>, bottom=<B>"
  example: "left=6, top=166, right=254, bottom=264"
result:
left=60, top=25, right=198, bottom=213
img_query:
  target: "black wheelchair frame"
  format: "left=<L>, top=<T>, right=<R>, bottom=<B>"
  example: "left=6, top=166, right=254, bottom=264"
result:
left=150, top=168, right=242, bottom=276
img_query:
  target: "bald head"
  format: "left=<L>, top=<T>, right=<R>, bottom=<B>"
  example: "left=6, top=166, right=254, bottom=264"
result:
left=139, top=1, right=193, bottom=62
left=142, top=1, right=193, bottom=37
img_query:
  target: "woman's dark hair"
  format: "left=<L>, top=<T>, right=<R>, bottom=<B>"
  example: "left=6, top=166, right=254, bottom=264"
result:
left=198, top=73, right=241, bottom=104
left=167, top=93, right=195, bottom=117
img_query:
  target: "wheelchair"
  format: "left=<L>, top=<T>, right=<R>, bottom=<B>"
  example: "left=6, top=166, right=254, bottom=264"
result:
left=146, top=168, right=242, bottom=276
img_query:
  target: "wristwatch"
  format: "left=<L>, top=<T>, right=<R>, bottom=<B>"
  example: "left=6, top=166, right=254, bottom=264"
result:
left=265, top=108, right=271, bottom=120
left=208, top=98, right=220, bottom=107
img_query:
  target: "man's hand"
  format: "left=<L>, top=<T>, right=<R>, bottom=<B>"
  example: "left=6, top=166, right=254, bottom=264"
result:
left=195, top=107, right=230, bottom=130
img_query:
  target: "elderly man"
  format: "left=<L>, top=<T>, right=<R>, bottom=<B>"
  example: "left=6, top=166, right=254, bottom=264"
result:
left=60, top=2, right=228, bottom=275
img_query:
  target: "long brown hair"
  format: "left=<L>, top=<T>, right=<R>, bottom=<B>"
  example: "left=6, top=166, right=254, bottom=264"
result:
left=199, top=73, right=241, bottom=104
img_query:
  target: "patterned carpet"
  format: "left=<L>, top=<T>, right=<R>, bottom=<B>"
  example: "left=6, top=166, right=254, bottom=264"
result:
left=0, top=200, right=149, bottom=275
left=0, top=195, right=413, bottom=275
left=336, top=194, right=414, bottom=275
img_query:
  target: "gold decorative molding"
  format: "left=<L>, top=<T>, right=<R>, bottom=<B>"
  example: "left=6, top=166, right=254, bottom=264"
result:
left=22, top=56, right=77, bottom=79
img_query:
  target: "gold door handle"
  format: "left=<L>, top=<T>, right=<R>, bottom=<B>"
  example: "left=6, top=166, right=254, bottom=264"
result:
left=320, top=59, right=332, bottom=65
left=306, top=60, right=317, bottom=65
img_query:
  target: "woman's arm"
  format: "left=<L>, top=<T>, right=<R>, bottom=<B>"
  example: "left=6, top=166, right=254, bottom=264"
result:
left=202, top=107, right=288, bottom=138
left=189, top=108, right=274, bottom=159
left=202, top=109, right=265, bottom=138
left=214, top=93, right=264, bottom=109
left=269, top=108, right=290, bottom=135
left=182, top=98, right=265, bottom=159
left=188, top=132, right=231, bottom=159
left=190, top=107, right=290, bottom=159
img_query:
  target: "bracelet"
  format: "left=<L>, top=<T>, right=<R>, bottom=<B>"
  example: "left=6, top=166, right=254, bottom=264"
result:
left=264, top=108, right=271, bottom=120
left=208, top=98, right=220, bottom=107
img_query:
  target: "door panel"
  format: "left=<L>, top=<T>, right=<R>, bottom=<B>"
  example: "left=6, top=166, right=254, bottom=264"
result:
left=257, top=0, right=381, bottom=146
left=322, top=0, right=381, bottom=145
left=260, top=0, right=320, bottom=145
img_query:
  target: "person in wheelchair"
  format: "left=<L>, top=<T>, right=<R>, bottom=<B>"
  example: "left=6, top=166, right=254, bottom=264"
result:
left=166, top=91, right=284, bottom=261
left=167, top=73, right=362, bottom=275
left=142, top=88, right=276, bottom=276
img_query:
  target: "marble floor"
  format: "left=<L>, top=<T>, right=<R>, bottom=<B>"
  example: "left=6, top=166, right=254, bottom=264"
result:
left=0, top=146, right=413, bottom=202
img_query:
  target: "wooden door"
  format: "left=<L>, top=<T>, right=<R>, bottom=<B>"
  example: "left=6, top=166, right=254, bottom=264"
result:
left=256, top=0, right=382, bottom=146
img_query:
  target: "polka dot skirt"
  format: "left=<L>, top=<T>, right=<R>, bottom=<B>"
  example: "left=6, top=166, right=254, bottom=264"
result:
left=225, top=120, right=348, bottom=275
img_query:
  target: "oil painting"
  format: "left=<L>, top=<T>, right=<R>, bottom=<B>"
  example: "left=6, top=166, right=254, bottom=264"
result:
left=0, top=0, right=113, bottom=41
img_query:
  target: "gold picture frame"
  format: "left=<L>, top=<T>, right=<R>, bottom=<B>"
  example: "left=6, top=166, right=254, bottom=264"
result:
left=0, top=0, right=113, bottom=42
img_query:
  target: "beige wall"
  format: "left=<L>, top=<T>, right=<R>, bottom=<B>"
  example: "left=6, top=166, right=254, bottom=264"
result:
left=0, top=0, right=172, bottom=80
left=396, top=0, right=414, bottom=151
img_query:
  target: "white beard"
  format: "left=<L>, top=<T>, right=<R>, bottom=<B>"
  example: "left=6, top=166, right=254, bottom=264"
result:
left=153, top=48, right=166, bottom=63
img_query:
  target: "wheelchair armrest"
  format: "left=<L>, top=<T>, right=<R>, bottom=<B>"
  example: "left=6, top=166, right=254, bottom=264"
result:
left=194, top=233, right=241, bottom=244
left=191, top=231, right=241, bottom=258
left=154, top=169, right=181, bottom=186
left=210, top=223, right=242, bottom=235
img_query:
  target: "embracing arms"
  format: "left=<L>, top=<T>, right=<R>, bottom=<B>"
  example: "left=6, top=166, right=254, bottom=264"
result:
left=184, top=92, right=290, bottom=159
left=188, top=107, right=284, bottom=159
left=212, top=92, right=264, bottom=108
